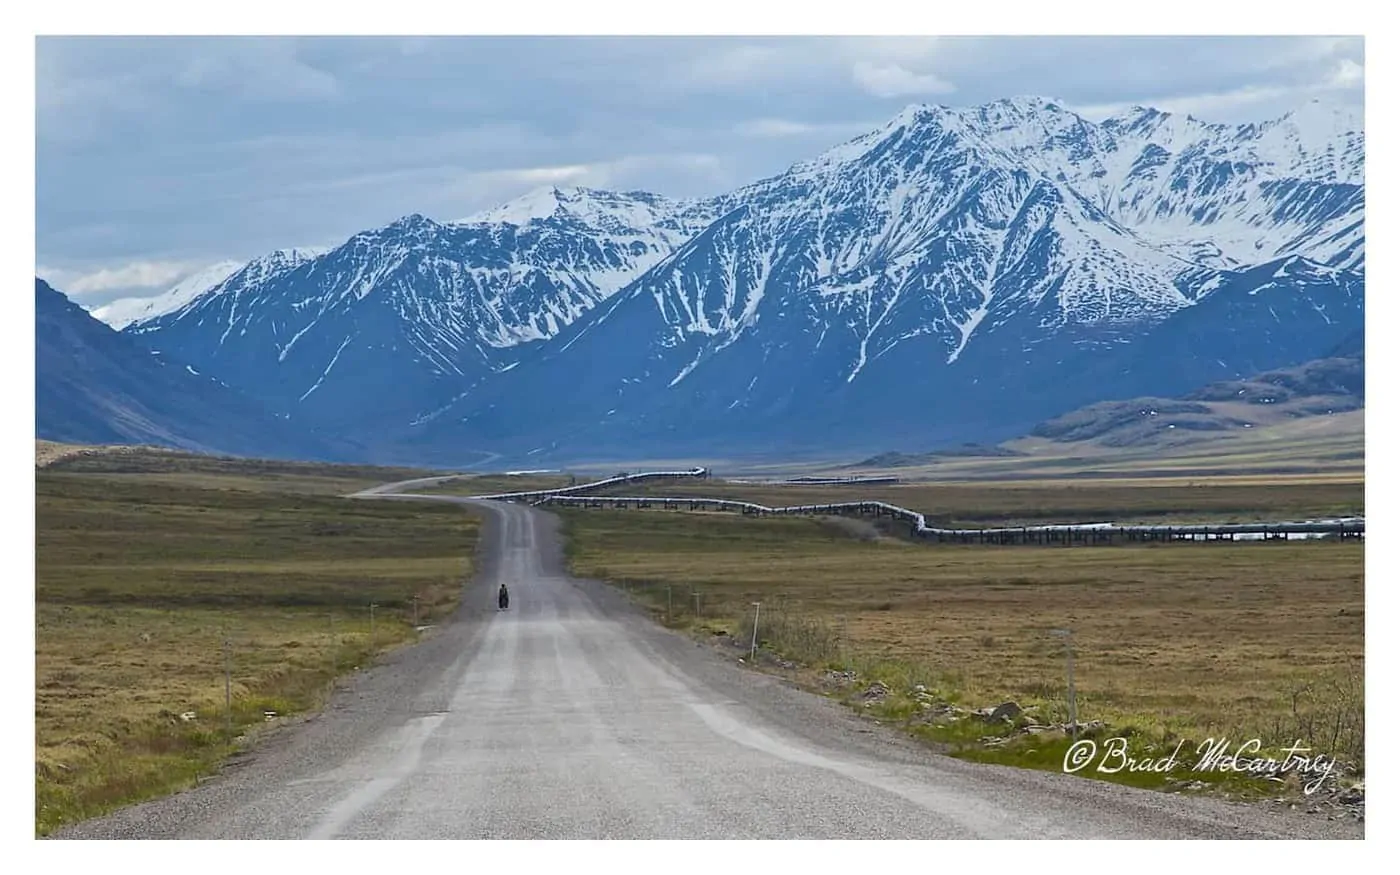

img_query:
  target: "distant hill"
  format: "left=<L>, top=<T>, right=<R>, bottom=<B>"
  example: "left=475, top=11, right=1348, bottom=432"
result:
left=850, top=445, right=1025, bottom=469
left=35, top=278, right=349, bottom=461
left=853, top=349, right=1363, bottom=465
left=1027, top=353, right=1362, bottom=449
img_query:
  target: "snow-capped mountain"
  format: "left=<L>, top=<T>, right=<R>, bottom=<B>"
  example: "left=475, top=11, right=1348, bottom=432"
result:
left=89, top=260, right=243, bottom=330
left=120, top=97, right=1364, bottom=464
left=128, top=193, right=716, bottom=433
left=92, top=249, right=330, bottom=331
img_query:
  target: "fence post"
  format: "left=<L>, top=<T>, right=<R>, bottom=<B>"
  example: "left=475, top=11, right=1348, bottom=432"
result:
left=1052, top=628, right=1078, bottom=737
left=412, top=595, right=420, bottom=630
left=667, top=585, right=673, bottom=623
left=223, top=637, right=233, bottom=740
left=750, top=602, right=762, bottom=661
left=370, top=602, right=377, bottom=646
left=694, top=590, right=702, bottom=618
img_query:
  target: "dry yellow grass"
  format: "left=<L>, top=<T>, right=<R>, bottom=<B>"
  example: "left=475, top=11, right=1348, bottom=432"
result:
left=421, top=472, right=578, bottom=496
left=35, top=452, right=479, bottom=835
left=36, top=604, right=395, bottom=822
left=582, top=476, right=1363, bottom=527
left=560, top=507, right=1364, bottom=768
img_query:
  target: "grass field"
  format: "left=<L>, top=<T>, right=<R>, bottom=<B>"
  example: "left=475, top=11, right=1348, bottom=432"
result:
left=33, top=440, right=1365, bottom=825
left=420, top=472, right=578, bottom=496
left=558, top=495, right=1364, bottom=794
left=34, top=448, right=479, bottom=835
left=576, top=475, right=1364, bottom=527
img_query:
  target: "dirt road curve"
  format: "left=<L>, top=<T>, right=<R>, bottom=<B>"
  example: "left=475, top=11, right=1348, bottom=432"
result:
left=54, top=489, right=1362, bottom=839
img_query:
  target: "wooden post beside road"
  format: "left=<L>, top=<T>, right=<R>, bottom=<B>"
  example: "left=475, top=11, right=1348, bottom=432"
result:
left=223, top=637, right=233, bottom=740
left=1052, top=629, right=1078, bottom=737
left=750, top=602, right=762, bottom=662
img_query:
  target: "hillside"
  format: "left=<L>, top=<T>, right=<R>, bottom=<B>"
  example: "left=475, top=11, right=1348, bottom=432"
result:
left=1029, top=352, right=1363, bottom=449
left=35, top=278, right=347, bottom=461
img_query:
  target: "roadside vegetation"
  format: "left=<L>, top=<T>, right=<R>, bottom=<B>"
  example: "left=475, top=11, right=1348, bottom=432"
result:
left=34, top=447, right=479, bottom=836
left=557, top=485, right=1364, bottom=800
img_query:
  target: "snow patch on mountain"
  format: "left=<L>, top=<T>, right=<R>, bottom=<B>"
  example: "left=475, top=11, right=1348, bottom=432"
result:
left=90, top=260, right=243, bottom=329
left=459, top=186, right=710, bottom=243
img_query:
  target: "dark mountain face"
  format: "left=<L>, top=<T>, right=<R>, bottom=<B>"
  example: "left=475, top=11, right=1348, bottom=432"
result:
left=105, top=98, right=1363, bottom=467
left=390, top=257, right=1360, bottom=466
left=35, top=278, right=346, bottom=461
left=1325, top=327, right=1364, bottom=360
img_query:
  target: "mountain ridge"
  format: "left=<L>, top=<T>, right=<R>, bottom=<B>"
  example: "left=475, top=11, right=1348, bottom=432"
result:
left=79, top=96, right=1363, bottom=466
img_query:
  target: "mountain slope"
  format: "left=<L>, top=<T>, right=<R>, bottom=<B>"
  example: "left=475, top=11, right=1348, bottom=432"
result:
left=398, top=101, right=1362, bottom=464
left=88, top=259, right=246, bottom=330
left=35, top=278, right=345, bottom=460
left=976, top=97, right=1363, bottom=269
left=129, top=192, right=715, bottom=434
left=122, top=97, right=1364, bottom=465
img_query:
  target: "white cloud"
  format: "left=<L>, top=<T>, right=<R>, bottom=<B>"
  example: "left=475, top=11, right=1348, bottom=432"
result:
left=677, top=38, right=949, bottom=93
left=175, top=42, right=340, bottom=102
left=436, top=164, right=597, bottom=204
left=502, top=164, right=597, bottom=185
left=851, top=61, right=955, bottom=98
left=684, top=44, right=788, bottom=87
left=40, top=260, right=200, bottom=298
left=1069, top=85, right=1296, bottom=122
left=839, top=37, right=944, bottom=65
left=1329, top=58, right=1363, bottom=88
left=1068, top=56, right=1365, bottom=124
left=735, top=118, right=817, bottom=138
left=444, top=153, right=727, bottom=214
left=35, top=36, right=1365, bottom=277
left=732, top=118, right=883, bottom=144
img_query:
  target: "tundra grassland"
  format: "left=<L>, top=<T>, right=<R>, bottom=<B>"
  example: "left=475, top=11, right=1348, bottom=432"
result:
left=585, top=475, right=1363, bottom=527
left=556, top=478, right=1363, bottom=797
left=421, top=472, right=578, bottom=496
left=34, top=448, right=479, bottom=835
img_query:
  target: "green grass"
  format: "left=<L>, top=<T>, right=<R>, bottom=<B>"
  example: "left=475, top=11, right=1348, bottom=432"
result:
left=34, top=452, right=479, bottom=835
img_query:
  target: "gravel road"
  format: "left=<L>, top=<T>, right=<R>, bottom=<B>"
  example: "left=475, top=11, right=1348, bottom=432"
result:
left=54, top=489, right=1363, bottom=839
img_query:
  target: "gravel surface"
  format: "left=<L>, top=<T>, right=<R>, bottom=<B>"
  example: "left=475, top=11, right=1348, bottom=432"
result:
left=53, top=488, right=1364, bottom=839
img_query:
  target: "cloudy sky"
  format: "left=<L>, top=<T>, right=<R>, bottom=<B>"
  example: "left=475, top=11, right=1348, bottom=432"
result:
left=35, top=35, right=1364, bottom=308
